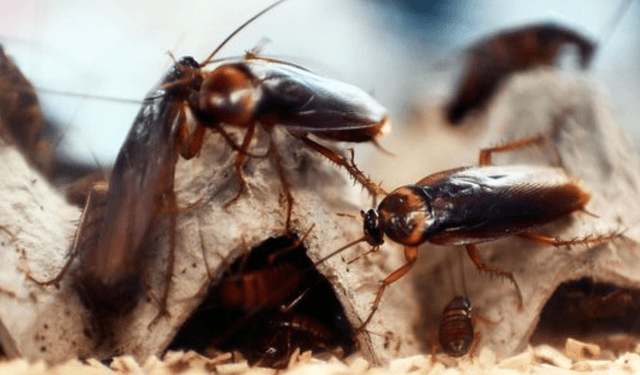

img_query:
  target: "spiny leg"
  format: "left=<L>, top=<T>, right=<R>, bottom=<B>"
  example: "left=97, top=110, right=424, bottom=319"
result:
left=464, top=244, right=523, bottom=309
left=359, top=246, right=418, bottom=330
left=148, top=189, right=178, bottom=327
left=300, top=136, right=387, bottom=198
left=517, top=230, right=621, bottom=247
left=478, top=135, right=545, bottom=166
left=267, top=134, right=294, bottom=231
left=224, top=123, right=257, bottom=208
left=27, top=183, right=108, bottom=287
left=162, top=190, right=179, bottom=315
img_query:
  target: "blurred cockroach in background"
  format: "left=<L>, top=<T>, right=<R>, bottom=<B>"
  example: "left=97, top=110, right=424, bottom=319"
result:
left=0, top=45, right=104, bottom=200
left=167, top=233, right=355, bottom=368
left=31, top=0, right=390, bottom=322
left=0, top=45, right=54, bottom=175
left=331, top=133, right=618, bottom=329
left=532, top=277, right=640, bottom=354
left=445, top=24, right=596, bottom=125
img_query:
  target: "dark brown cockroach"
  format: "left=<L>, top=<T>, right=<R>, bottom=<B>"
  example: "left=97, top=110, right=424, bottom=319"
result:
left=335, top=135, right=617, bottom=329
left=168, top=233, right=355, bottom=369
left=0, top=44, right=108, bottom=205
left=33, top=0, right=389, bottom=316
left=446, top=24, right=595, bottom=124
left=438, top=295, right=476, bottom=358
left=0, top=44, right=58, bottom=178
left=28, top=54, right=197, bottom=314
left=169, top=33, right=390, bottom=224
left=533, top=277, right=640, bottom=348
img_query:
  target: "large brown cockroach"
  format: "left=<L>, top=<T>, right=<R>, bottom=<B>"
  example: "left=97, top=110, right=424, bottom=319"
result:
left=33, top=0, right=390, bottom=317
left=446, top=24, right=595, bottom=124
left=329, top=134, right=616, bottom=329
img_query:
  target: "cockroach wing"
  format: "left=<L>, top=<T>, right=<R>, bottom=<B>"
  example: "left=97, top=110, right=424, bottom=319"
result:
left=423, top=165, right=590, bottom=245
left=76, top=58, right=198, bottom=311
left=245, top=60, right=390, bottom=142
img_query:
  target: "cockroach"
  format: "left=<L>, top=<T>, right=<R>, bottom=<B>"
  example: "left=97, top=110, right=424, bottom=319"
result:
left=0, top=44, right=108, bottom=205
left=446, top=24, right=595, bottom=124
left=331, top=134, right=617, bottom=329
left=438, top=295, right=476, bottom=358
left=23, top=0, right=385, bottom=316
left=0, top=44, right=67, bottom=182
left=167, top=233, right=355, bottom=368
left=535, top=278, right=640, bottom=339
left=435, top=250, right=478, bottom=358
left=216, top=262, right=305, bottom=313
left=33, top=0, right=390, bottom=315
left=170, top=24, right=390, bottom=222
left=0, top=45, right=52, bottom=174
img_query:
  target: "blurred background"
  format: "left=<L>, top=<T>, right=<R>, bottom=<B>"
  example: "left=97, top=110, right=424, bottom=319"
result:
left=0, top=0, right=638, bottom=166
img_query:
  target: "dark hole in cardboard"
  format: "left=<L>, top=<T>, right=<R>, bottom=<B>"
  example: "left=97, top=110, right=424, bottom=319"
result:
left=531, top=277, right=640, bottom=354
left=167, top=233, right=356, bottom=368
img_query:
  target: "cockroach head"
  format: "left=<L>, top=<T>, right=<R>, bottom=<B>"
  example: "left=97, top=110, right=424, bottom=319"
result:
left=362, top=209, right=384, bottom=246
left=445, top=295, right=472, bottom=316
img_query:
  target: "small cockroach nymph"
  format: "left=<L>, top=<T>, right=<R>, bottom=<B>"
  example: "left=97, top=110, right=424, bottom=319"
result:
left=438, top=295, right=475, bottom=358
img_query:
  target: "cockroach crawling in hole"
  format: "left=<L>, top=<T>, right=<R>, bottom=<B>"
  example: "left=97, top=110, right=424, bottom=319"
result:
left=445, top=23, right=596, bottom=125
left=32, top=0, right=389, bottom=320
left=329, top=133, right=618, bottom=329
left=167, top=233, right=355, bottom=368
left=532, top=277, right=640, bottom=352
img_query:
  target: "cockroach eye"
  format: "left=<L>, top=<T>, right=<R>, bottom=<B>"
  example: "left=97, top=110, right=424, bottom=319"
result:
left=362, top=209, right=384, bottom=246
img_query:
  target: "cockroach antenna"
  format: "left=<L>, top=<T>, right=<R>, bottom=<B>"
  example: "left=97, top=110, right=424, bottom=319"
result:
left=598, top=0, right=634, bottom=49
left=201, top=0, right=288, bottom=67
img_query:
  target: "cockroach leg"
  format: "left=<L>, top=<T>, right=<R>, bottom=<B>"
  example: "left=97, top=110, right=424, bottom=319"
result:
left=176, top=110, right=206, bottom=160
left=346, top=246, right=379, bottom=265
left=266, top=225, right=315, bottom=265
left=223, top=123, right=258, bottom=209
left=465, top=244, right=523, bottom=309
left=359, top=246, right=419, bottom=330
left=300, top=137, right=387, bottom=198
left=27, top=182, right=108, bottom=287
left=214, top=124, right=270, bottom=158
left=267, top=135, right=294, bottom=231
left=468, top=331, right=481, bottom=359
left=518, top=231, right=620, bottom=248
left=159, top=188, right=179, bottom=319
left=0, top=224, right=16, bottom=243
left=478, top=135, right=545, bottom=165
